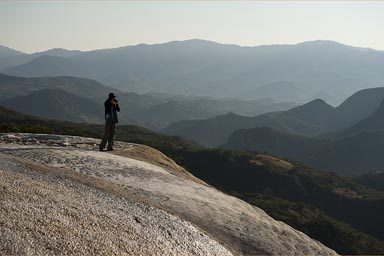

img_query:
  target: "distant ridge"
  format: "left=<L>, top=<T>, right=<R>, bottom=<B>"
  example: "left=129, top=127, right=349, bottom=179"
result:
left=32, top=48, right=83, bottom=57
left=2, top=39, right=384, bottom=104
left=3, top=39, right=382, bottom=53
left=0, top=73, right=120, bottom=102
left=340, top=99, right=384, bottom=136
left=333, top=87, right=384, bottom=131
left=0, top=45, right=26, bottom=59
left=284, top=98, right=335, bottom=125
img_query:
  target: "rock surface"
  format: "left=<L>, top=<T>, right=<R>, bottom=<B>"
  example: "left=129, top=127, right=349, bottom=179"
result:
left=0, top=133, right=338, bottom=255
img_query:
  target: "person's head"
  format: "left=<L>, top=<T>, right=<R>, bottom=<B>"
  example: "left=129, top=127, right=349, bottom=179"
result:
left=108, top=93, right=116, bottom=99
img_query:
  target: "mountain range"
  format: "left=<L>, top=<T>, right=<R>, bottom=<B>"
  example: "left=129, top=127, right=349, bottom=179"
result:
left=0, top=47, right=83, bottom=70
left=2, top=39, right=384, bottom=105
left=0, top=73, right=297, bottom=129
left=163, top=87, right=384, bottom=147
left=0, top=45, right=25, bottom=59
left=0, top=73, right=115, bottom=102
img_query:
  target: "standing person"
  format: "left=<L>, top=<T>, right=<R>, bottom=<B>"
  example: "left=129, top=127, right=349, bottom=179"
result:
left=99, top=93, right=120, bottom=151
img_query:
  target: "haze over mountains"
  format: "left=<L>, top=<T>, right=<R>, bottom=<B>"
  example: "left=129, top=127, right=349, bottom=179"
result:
left=0, top=73, right=297, bottom=128
left=2, top=89, right=103, bottom=123
left=163, top=98, right=335, bottom=146
left=2, top=39, right=384, bottom=105
left=163, top=88, right=384, bottom=146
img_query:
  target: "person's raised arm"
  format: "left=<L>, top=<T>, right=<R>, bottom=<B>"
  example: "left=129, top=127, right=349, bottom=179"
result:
left=112, top=98, right=120, bottom=112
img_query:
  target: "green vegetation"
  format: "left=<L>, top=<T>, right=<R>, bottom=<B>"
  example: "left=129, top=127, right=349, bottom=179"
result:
left=225, top=125, right=384, bottom=177
left=0, top=106, right=87, bottom=136
left=0, top=122, right=53, bottom=134
left=354, top=172, right=384, bottom=191
left=0, top=122, right=84, bottom=136
left=232, top=193, right=384, bottom=255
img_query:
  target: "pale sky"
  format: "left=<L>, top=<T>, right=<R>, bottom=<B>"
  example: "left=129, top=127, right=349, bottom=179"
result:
left=1, top=1, right=384, bottom=53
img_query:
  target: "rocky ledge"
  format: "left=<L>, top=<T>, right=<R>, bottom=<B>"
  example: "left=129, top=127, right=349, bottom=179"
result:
left=0, top=133, right=338, bottom=255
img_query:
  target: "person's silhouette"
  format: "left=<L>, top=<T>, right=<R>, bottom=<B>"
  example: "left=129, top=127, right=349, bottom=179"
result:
left=99, top=93, right=120, bottom=151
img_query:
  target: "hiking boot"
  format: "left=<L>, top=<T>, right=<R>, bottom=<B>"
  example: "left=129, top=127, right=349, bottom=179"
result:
left=107, top=148, right=114, bottom=151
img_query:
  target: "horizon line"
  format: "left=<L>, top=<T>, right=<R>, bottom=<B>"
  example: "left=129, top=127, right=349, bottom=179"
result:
left=2, top=38, right=382, bottom=54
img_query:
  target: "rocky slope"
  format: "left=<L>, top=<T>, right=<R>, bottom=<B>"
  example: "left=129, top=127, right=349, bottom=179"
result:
left=0, top=133, right=337, bottom=255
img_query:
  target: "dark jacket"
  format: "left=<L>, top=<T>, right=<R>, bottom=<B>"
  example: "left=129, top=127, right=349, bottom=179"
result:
left=104, top=98, right=120, bottom=123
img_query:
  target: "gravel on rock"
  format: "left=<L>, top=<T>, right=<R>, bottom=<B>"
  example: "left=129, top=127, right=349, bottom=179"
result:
left=0, top=157, right=232, bottom=256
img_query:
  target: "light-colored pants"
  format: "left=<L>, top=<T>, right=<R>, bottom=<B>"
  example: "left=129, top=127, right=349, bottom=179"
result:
left=100, top=120, right=116, bottom=149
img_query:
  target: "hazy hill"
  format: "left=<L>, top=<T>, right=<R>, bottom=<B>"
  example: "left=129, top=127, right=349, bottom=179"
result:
left=330, top=87, right=384, bottom=131
left=249, top=81, right=308, bottom=102
left=0, top=45, right=25, bottom=59
left=3, top=39, right=384, bottom=104
left=1, top=106, right=384, bottom=254
left=338, top=99, right=384, bottom=136
left=134, top=100, right=218, bottom=128
left=0, top=73, right=119, bottom=102
left=33, top=48, right=83, bottom=58
left=2, top=55, right=77, bottom=77
left=132, top=97, right=297, bottom=129
left=1, top=88, right=103, bottom=123
left=0, top=47, right=82, bottom=70
left=163, top=113, right=263, bottom=147
left=226, top=127, right=323, bottom=158
left=163, top=99, right=335, bottom=147
left=285, top=98, right=335, bottom=126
